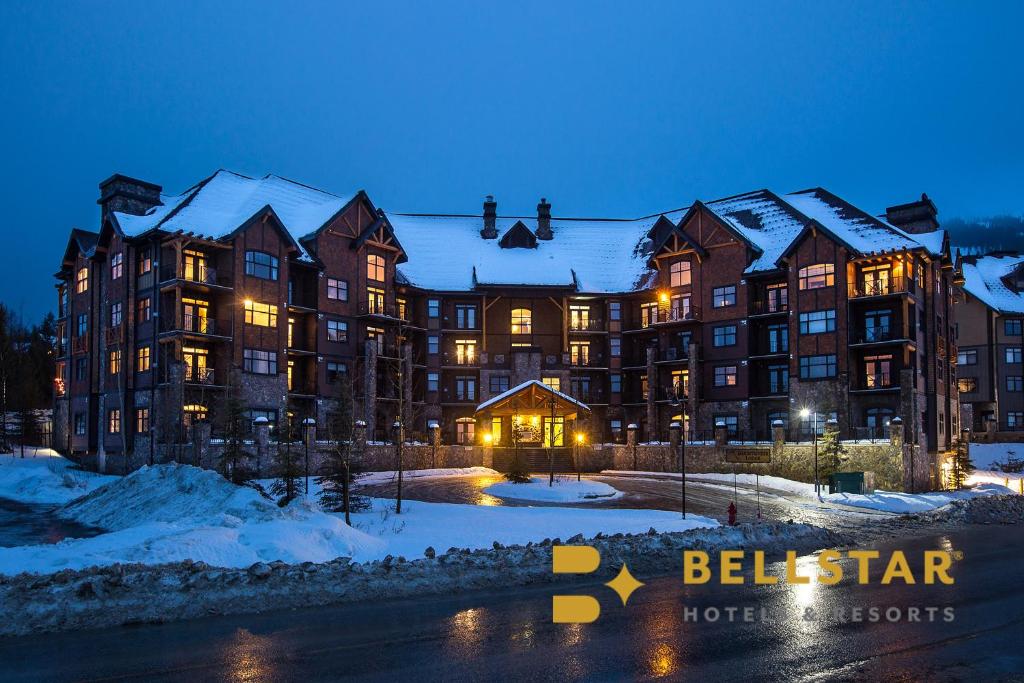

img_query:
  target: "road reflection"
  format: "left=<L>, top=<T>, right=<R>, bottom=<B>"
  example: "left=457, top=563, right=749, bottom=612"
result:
left=220, top=628, right=277, bottom=682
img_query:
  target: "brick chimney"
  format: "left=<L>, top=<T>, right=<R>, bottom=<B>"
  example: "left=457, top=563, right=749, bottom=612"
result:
left=536, top=197, right=552, bottom=240
left=885, top=193, right=938, bottom=234
left=98, top=174, right=162, bottom=220
left=481, top=195, right=498, bottom=239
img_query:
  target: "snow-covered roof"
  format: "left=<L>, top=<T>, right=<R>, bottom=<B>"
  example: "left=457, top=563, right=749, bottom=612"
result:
left=474, top=379, right=592, bottom=414
left=388, top=212, right=683, bottom=292
left=961, top=254, right=1024, bottom=314
left=702, top=190, right=806, bottom=274
left=111, top=170, right=358, bottom=261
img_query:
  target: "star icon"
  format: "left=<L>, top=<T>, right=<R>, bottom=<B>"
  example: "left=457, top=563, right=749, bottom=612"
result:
left=605, top=563, right=645, bottom=606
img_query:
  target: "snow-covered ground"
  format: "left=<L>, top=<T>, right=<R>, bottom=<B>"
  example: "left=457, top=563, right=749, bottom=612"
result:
left=966, top=443, right=1024, bottom=492
left=601, top=470, right=1014, bottom=513
left=0, top=459, right=716, bottom=576
left=0, top=450, right=115, bottom=505
left=483, top=475, right=621, bottom=503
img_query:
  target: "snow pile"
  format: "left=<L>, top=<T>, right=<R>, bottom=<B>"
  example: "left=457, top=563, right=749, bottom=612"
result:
left=0, top=452, right=115, bottom=505
left=0, top=464, right=382, bottom=575
left=968, top=443, right=1024, bottom=471
left=483, top=476, right=622, bottom=503
left=357, top=466, right=499, bottom=486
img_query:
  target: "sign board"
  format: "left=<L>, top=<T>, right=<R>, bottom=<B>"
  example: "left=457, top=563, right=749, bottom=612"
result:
left=724, top=447, right=771, bottom=464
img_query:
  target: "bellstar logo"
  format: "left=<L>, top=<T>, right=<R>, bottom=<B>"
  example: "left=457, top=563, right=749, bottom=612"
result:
left=552, top=545, right=644, bottom=624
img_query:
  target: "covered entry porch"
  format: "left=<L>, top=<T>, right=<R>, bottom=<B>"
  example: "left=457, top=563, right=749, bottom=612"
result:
left=474, top=380, right=591, bottom=472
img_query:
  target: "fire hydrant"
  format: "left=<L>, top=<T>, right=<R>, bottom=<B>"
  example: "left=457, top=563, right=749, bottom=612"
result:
left=728, top=501, right=737, bottom=526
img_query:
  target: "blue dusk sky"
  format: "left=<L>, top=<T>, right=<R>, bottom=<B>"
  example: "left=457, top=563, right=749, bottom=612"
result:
left=1, top=1, right=1022, bottom=319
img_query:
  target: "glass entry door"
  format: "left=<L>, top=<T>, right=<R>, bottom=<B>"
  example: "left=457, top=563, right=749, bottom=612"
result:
left=543, top=417, right=565, bottom=447
left=182, top=298, right=210, bottom=334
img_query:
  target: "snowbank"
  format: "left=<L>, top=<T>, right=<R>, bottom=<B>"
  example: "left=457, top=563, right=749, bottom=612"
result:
left=968, top=443, right=1024, bottom=471
left=357, top=466, right=499, bottom=486
left=0, top=452, right=115, bottom=505
left=483, top=476, right=621, bottom=503
left=0, top=464, right=382, bottom=575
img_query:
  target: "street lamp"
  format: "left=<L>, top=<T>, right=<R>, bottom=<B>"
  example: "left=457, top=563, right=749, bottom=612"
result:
left=670, top=386, right=687, bottom=520
left=301, top=417, right=316, bottom=495
left=574, top=432, right=585, bottom=482
left=800, top=407, right=821, bottom=500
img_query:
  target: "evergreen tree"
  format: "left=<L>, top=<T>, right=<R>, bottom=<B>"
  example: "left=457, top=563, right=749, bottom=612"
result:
left=505, top=412, right=531, bottom=483
left=271, top=412, right=303, bottom=506
left=0, top=304, right=14, bottom=453
left=949, top=437, right=975, bottom=490
left=818, top=424, right=847, bottom=484
left=317, top=373, right=369, bottom=523
left=217, top=371, right=253, bottom=485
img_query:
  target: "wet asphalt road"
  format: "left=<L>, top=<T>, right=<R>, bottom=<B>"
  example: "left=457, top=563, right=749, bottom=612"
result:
left=357, top=472, right=896, bottom=533
left=2, top=525, right=1020, bottom=682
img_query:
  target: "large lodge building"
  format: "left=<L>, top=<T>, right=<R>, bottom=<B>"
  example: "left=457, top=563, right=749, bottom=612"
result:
left=54, top=171, right=963, bottom=463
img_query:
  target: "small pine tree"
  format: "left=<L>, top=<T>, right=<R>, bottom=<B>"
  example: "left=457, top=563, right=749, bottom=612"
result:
left=949, top=438, right=975, bottom=490
left=317, top=374, right=369, bottom=523
left=271, top=413, right=303, bottom=506
left=818, top=425, right=847, bottom=484
left=505, top=413, right=531, bottom=483
left=217, top=372, right=253, bottom=485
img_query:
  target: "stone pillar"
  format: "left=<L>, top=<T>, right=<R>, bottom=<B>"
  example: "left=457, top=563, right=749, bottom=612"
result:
left=687, top=342, right=701, bottom=434
left=353, top=419, right=367, bottom=451
left=626, top=423, right=638, bottom=447
left=429, top=421, right=442, bottom=468
left=669, top=421, right=681, bottom=450
left=254, top=417, right=270, bottom=478
left=363, top=341, right=378, bottom=438
left=645, top=345, right=657, bottom=440
left=889, top=416, right=904, bottom=448
left=772, top=419, right=785, bottom=460
left=193, top=419, right=211, bottom=469
left=714, top=421, right=728, bottom=447
left=402, top=344, right=413, bottom=428
left=985, top=416, right=997, bottom=442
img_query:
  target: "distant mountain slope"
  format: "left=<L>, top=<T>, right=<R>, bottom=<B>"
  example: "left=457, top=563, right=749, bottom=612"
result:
left=946, top=215, right=1024, bottom=254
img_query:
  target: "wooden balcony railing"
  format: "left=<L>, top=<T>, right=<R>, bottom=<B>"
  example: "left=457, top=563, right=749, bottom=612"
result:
left=848, top=276, right=909, bottom=298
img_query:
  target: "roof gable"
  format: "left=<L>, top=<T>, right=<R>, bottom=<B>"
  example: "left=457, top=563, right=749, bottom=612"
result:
left=498, top=221, right=538, bottom=249
left=647, top=214, right=707, bottom=264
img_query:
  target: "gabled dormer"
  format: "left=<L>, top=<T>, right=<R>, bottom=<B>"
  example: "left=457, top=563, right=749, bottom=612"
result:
left=499, top=221, right=537, bottom=249
left=647, top=214, right=707, bottom=267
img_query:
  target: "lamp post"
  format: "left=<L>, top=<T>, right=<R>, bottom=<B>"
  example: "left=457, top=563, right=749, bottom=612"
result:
left=302, top=417, right=316, bottom=495
left=548, top=395, right=557, bottom=487
left=670, top=386, right=687, bottom=520
left=575, top=431, right=585, bottom=482
left=800, top=407, right=821, bottom=500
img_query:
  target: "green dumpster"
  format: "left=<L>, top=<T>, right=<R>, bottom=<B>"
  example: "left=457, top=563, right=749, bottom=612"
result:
left=828, top=472, right=865, bottom=494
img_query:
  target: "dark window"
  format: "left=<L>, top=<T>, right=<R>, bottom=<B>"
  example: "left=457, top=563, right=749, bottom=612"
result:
left=327, top=278, right=348, bottom=301
left=713, top=285, right=736, bottom=308
left=137, top=297, right=151, bottom=323
left=74, top=413, right=86, bottom=435
left=1007, top=347, right=1022, bottom=364
left=110, top=252, right=123, bottom=279
left=110, top=303, right=122, bottom=327
left=1006, top=320, right=1022, bottom=336
left=75, top=357, right=87, bottom=380
left=455, top=376, right=476, bottom=401
left=428, top=335, right=439, bottom=354
left=456, top=305, right=477, bottom=329
left=428, top=299, right=440, bottom=318
left=767, top=364, right=788, bottom=394
left=713, top=325, right=737, bottom=347
left=609, top=337, right=621, bottom=357
left=800, top=354, right=837, bottom=379
left=245, top=251, right=279, bottom=281
left=1007, top=376, right=1023, bottom=392
left=714, top=414, right=739, bottom=435
left=489, top=375, right=510, bottom=394
left=799, top=310, right=836, bottom=335
left=610, top=373, right=621, bottom=393
left=327, top=320, right=348, bottom=343
left=427, top=372, right=439, bottom=392
left=767, top=324, right=788, bottom=353
left=1008, top=412, right=1024, bottom=428
left=957, top=349, right=977, bottom=365
left=798, top=263, right=835, bottom=290
left=326, top=362, right=346, bottom=384
left=243, top=349, right=278, bottom=375
left=77, top=313, right=88, bottom=336
left=609, top=302, right=621, bottom=321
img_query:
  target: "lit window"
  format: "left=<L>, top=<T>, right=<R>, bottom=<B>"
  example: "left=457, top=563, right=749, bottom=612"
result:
left=367, top=254, right=385, bottom=282
left=542, top=376, right=561, bottom=392
left=366, top=287, right=385, bottom=314
left=958, top=377, right=977, bottom=393
left=76, top=267, right=88, bottom=293
left=455, top=418, right=475, bottom=444
left=137, top=249, right=152, bottom=276
left=109, top=349, right=121, bottom=374
left=137, top=298, right=151, bottom=322
left=110, top=252, right=123, bottom=279
left=798, top=263, right=835, bottom=290
left=511, top=308, right=532, bottom=334
left=245, top=251, right=278, bottom=280
left=136, top=346, right=151, bottom=372
left=455, top=339, right=476, bottom=364
left=108, top=409, right=121, bottom=434
left=669, top=260, right=691, bottom=287
left=570, top=342, right=590, bottom=365
left=244, top=300, right=278, bottom=328
left=136, top=408, right=149, bottom=433
left=327, top=278, right=348, bottom=301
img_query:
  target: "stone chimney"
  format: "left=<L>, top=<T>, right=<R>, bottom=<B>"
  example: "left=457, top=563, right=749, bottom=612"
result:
left=536, top=197, right=553, bottom=240
left=885, top=193, right=938, bottom=234
left=98, top=174, right=162, bottom=220
left=481, top=195, right=498, bottom=239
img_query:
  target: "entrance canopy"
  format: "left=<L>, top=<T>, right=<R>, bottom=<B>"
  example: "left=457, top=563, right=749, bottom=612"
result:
left=474, top=380, right=591, bottom=419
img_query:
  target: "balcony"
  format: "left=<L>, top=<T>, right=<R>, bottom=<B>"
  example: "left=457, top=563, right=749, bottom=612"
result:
left=851, top=326, right=907, bottom=345
left=443, top=351, right=479, bottom=366
left=568, top=318, right=605, bottom=332
left=569, top=352, right=606, bottom=368
left=647, top=306, right=701, bottom=327
left=356, top=300, right=408, bottom=320
left=105, top=324, right=124, bottom=346
left=749, top=300, right=789, bottom=316
left=160, top=264, right=230, bottom=288
left=848, top=276, right=909, bottom=299
left=658, top=347, right=689, bottom=363
left=72, top=336, right=88, bottom=354
left=854, top=372, right=897, bottom=391
left=184, top=366, right=218, bottom=385
left=161, top=315, right=228, bottom=338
